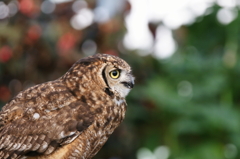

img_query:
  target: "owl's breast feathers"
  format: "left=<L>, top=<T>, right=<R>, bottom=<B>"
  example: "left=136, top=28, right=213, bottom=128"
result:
left=0, top=78, right=126, bottom=159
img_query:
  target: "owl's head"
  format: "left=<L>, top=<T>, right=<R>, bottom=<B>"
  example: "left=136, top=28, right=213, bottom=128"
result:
left=96, top=54, right=134, bottom=98
left=64, top=54, right=134, bottom=99
left=102, top=60, right=134, bottom=98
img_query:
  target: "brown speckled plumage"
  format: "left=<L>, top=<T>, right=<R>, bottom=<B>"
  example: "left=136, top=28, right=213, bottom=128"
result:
left=0, top=54, right=134, bottom=159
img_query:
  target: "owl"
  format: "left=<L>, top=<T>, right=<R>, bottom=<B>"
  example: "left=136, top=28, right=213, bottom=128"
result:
left=0, top=53, right=134, bottom=159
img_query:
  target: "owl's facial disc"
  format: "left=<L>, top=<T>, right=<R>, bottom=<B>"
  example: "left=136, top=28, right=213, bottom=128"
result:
left=104, top=66, right=134, bottom=98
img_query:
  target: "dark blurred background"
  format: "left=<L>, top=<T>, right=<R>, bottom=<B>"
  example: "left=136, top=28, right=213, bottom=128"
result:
left=0, top=0, right=240, bottom=159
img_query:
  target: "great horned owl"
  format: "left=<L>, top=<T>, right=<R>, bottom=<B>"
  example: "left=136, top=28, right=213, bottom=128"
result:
left=0, top=54, right=134, bottom=159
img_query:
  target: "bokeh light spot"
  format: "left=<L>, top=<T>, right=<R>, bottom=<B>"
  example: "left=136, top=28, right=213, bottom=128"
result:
left=189, top=0, right=212, bottom=16
left=178, top=81, right=193, bottom=98
left=217, top=0, right=236, bottom=8
left=224, top=144, right=238, bottom=159
left=163, top=9, right=196, bottom=29
left=123, top=0, right=153, bottom=53
left=154, top=146, right=170, bottom=159
left=94, top=7, right=110, bottom=23
left=70, top=8, right=94, bottom=30
left=154, top=25, right=176, bottom=59
left=41, top=0, right=56, bottom=14
left=8, top=1, right=19, bottom=16
left=137, top=147, right=155, bottom=159
left=217, top=8, right=237, bottom=25
left=81, top=39, right=97, bottom=56
left=0, top=2, right=9, bottom=19
left=72, top=0, right=87, bottom=13
left=49, top=0, right=73, bottom=4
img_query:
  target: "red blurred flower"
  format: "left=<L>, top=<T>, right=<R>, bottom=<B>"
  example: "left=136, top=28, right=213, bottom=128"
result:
left=57, top=32, right=77, bottom=55
left=19, top=0, right=39, bottom=17
left=0, top=86, right=11, bottom=102
left=0, top=46, right=13, bottom=63
left=28, top=25, right=41, bottom=41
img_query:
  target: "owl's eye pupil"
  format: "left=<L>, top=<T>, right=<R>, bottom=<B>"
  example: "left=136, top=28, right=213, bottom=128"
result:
left=112, top=71, right=117, bottom=76
left=110, top=70, right=120, bottom=79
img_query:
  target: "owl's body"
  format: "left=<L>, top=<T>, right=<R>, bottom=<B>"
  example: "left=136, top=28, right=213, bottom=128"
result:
left=0, top=54, right=134, bottom=159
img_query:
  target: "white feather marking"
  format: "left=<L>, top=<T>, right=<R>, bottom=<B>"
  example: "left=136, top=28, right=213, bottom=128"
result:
left=60, top=131, right=65, bottom=138
left=69, top=131, right=75, bottom=136
left=42, top=142, right=48, bottom=150
left=114, top=98, right=124, bottom=106
left=33, top=113, right=40, bottom=119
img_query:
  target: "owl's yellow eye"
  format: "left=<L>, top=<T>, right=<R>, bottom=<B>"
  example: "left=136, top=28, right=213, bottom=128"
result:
left=109, top=70, right=120, bottom=79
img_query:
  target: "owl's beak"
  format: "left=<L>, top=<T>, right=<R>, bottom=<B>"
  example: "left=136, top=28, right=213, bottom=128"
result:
left=121, top=81, right=134, bottom=89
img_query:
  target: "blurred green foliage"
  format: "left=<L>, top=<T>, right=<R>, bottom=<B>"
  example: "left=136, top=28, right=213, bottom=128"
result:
left=120, top=7, right=240, bottom=159
left=0, top=1, right=240, bottom=159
